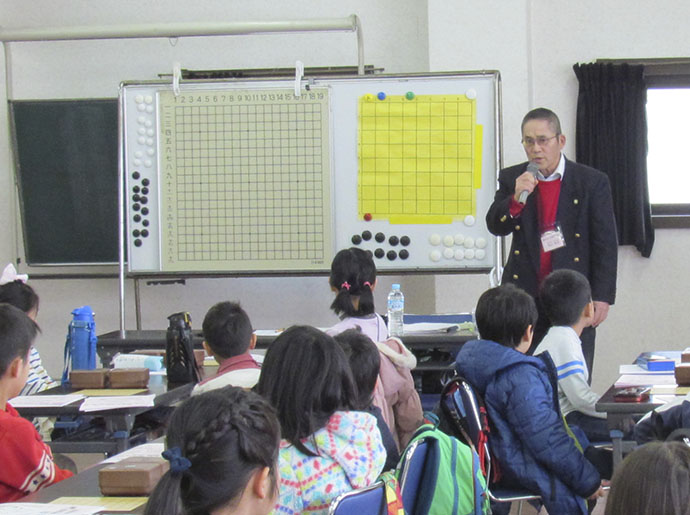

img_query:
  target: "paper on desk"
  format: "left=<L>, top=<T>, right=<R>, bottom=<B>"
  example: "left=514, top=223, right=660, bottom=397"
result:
left=75, top=388, right=148, bottom=397
left=403, top=322, right=474, bottom=334
left=8, top=394, right=85, bottom=408
left=619, top=364, right=675, bottom=375
left=52, top=497, right=148, bottom=511
left=103, top=442, right=165, bottom=463
left=0, top=503, right=104, bottom=514
left=79, top=394, right=155, bottom=412
left=254, top=329, right=282, bottom=336
left=650, top=386, right=690, bottom=395
left=614, top=374, right=677, bottom=387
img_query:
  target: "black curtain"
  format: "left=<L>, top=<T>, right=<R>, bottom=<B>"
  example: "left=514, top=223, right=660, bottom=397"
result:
left=573, top=62, right=654, bottom=257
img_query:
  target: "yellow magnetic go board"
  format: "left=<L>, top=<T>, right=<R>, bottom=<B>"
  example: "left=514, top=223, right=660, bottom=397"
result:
left=358, top=94, right=483, bottom=224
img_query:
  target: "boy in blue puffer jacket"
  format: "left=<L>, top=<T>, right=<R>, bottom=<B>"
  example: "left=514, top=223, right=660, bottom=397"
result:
left=455, top=284, right=605, bottom=515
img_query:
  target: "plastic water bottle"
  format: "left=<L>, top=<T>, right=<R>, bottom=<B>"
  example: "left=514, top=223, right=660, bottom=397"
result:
left=387, top=283, right=405, bottom=337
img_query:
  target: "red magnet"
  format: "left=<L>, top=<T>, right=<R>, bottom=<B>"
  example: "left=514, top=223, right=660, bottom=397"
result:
left=364, top=213, right=372, bottom=221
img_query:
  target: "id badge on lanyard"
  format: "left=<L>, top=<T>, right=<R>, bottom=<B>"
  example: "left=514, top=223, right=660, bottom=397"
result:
left=541, top=222, right=566, bottom=253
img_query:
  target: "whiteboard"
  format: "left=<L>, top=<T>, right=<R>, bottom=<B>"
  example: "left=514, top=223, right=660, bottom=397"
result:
left=120, top=72, right=501, bottom=274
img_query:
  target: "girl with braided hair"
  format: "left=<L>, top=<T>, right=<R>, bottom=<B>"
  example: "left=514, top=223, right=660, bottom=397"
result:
left=325, top=249, right=423, bottom=449
left=144, top=386, right=280, bottom=515
left=255, top=325, right=386, bottom=514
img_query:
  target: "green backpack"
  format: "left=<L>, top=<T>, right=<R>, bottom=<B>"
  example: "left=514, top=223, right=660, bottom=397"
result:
left=400, top=413, right=490, bottom=515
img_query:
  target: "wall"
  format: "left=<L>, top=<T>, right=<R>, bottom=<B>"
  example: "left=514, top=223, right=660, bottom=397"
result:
left=429, top=0, right=690, bottom=393
left=0, top=0, right=435, bottom=376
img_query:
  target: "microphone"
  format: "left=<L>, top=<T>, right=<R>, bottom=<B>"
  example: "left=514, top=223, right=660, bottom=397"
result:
left=517, top=162, right=540, bottom=204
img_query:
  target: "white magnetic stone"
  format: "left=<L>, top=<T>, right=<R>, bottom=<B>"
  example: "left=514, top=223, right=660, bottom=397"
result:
left=465, top=89, right=477, bottom=100
left=475, top=249, right=486, bottom=260
left=147, top=148, right=155, bottom=156
left=475, top=237, right=487, bottom=249
left=146, top=138, right=154, bottom=146
left=429, top=234, right=441, bottom=246
left=133, top=158, right=141, bottom=166
left=144, top=95, right=153, bottom=104
left=464, top=215, right=476, bottom=226
left=465, top=249, right=476, bottom=259
left=137, top=103, right=146, bottom=112
left=147, top=128, right=155, bottom=136
left=134, top=151, right=143, bottom=158
left=137, top=127, right=146, bottom=135
left=144, top=160, right=152, bottom=168
left=135, top=95, right=144, bottom=104
left=454, top=233, right=465, bottom=245
left=430, top=250, right=442, bottom=262
left=145, top=105, right=154, bottom=113
left=137, top=116, right=146, bottom=124
left=464, top=237, right=475, bottom=249
left=443, top=235, right=455, bottom=247
left=443, top=248, right=455, bottom=259
left=137, top=136, right=146, bottom=145
left=454, top=249, right=465, bottom=260
left=145, top=120, right=153, bottom=128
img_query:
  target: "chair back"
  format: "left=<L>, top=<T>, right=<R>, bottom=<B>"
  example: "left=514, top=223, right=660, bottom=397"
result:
left=398, top=438, right=430, bottom=513
left=328, top=480, right=386, bottom=515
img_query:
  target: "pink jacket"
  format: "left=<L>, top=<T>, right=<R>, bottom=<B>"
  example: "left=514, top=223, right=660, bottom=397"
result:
left=326, top=317, right=423, bottom=449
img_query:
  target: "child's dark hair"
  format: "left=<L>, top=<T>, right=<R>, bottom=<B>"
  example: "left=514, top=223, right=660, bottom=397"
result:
left=329, top=247, right=376, bottom=317
left=540, top=269, right=592, bottom=327
left=255, top=325, right=358, bottom=456
left=144, top=386, right=280, bottom=515
left=333, top=329, right=381, bottom=409
left=605, top=441, right=690, bottom=515
left=202, top=301, right=253, bottom=360
left=475, top=284, right=537, bottom=348
left=0, top=303, right=39, bottom=376
left=0, top=280, right=39, bottom=315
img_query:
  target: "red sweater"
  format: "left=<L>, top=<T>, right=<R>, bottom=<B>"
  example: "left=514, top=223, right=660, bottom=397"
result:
left=536, top=179, right=562, bottom=284
left=0, top=403, right=73, bottom=502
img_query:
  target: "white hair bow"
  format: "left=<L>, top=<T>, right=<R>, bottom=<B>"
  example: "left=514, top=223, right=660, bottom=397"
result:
left=0, top=264, right=28, bottom=285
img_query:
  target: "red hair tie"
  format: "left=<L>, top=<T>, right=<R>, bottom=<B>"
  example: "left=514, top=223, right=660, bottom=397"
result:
left=341, top=281, right=351, bottom=291
left=363, top=281, right=372, bottom=288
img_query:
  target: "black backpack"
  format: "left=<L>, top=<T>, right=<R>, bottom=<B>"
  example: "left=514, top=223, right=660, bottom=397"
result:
left=165, top=312, right=201, bottom=384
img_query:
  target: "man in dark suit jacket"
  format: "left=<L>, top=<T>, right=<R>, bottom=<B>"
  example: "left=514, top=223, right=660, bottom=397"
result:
left=486, top=108, right=617, bottom=376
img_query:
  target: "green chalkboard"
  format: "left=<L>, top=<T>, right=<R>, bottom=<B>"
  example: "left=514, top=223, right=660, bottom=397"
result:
left=10, top=99, right=119, bottom=264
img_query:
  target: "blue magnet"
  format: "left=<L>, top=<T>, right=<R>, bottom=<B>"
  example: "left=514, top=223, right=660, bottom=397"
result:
left=377, top=91, right=386, bottom=100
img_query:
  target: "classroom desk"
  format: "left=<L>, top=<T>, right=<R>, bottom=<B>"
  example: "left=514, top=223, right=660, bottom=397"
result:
left=596, top=384, right=668, bottom=468
left=15, top=379, right=194, bottom=455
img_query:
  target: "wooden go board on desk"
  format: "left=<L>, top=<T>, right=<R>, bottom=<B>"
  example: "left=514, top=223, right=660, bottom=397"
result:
left=122, top=71, right=501, bottom=274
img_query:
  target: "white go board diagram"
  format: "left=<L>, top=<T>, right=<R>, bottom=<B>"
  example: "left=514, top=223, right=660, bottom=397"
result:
left=121, top=72, right=501, bottom=274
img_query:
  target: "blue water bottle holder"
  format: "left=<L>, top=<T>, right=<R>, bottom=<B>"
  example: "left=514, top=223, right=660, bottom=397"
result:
left=61, top=306, right=98, bottom=386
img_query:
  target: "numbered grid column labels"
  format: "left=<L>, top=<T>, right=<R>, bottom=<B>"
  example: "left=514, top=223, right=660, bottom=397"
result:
left=173, top=96, right=326, bottom=263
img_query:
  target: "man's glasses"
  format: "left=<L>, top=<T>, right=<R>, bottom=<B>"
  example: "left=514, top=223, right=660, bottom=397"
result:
left=521, top=135, right=559, bottom=148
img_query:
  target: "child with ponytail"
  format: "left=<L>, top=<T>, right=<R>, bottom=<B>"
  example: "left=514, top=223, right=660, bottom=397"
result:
left=144, top=386, right=280, bottom=515
left=325, top=248, right=422, bottom=449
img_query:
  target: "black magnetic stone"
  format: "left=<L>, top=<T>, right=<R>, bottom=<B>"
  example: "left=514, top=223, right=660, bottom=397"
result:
left=142, top=219, right=149, bottom=227
left=132, top=229, right=140, bottom=237
left=132, top=194, right=140, bottom=202
left=387, top=250, right=398, bottom=260
left=134, top=239, right=142, bottom=247
left=374, top=248, right=385, bottom=259
left=132, top=171, right=140, bottom=180
left=140, top=196, right=148, bottom=204
left=400, top=235, right=411, bottom=246
left=351, top=234, right=362, bottom=245
left=141, top=229, right=149, bottom=238
left=362, top=230, right=372, bottom=241
left=133, top=204, right=141, bottom=211
left=133, top=186, right=141, bottom=193
left=141, top=187, right=149, bottom=195
left=141, top=207, right=149, bottom=215
left=375, top=232, right=385, bottom=243
left=141, top=178, right=150, bottom=186
left=389, top=235, right=399, bottom=246
left=399, top=249, right=409, bottom=260
left=133, top=214, right=141, bottom=223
